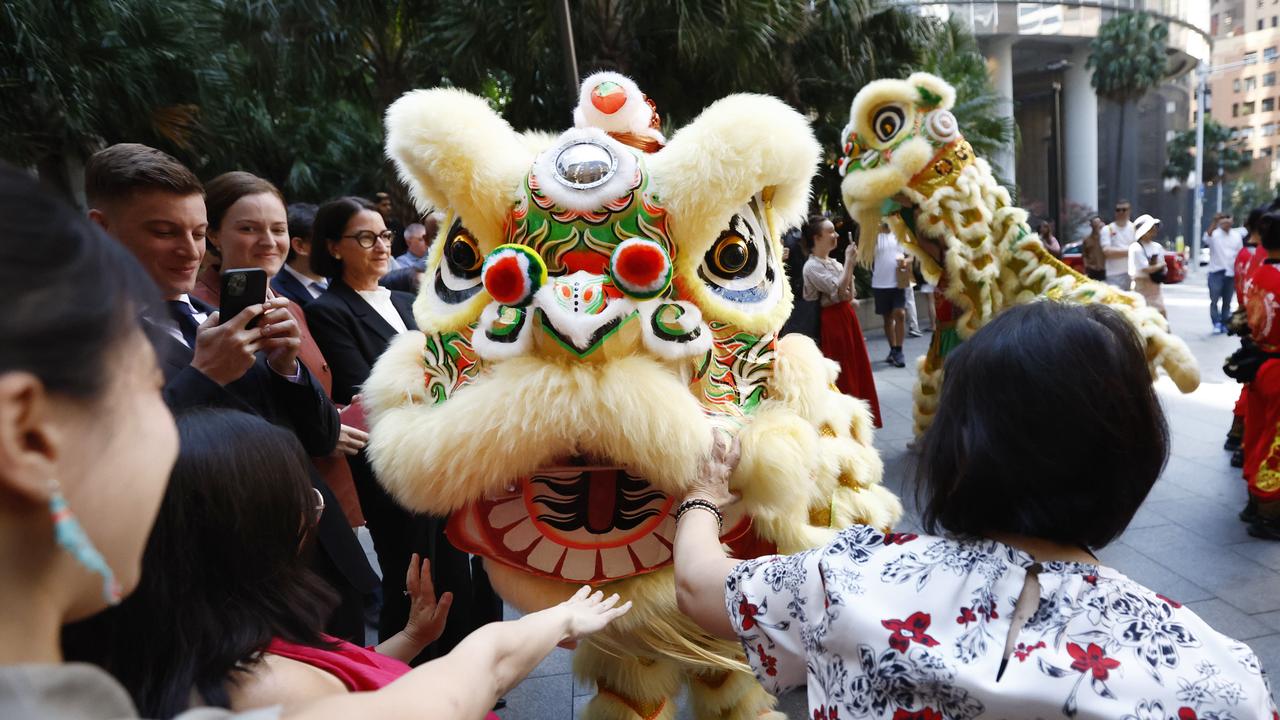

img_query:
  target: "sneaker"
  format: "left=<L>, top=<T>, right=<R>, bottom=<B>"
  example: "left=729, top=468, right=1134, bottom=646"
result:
left=885, top=351, right=895, bottom=364
left=1231, top=447, right=1245, bottom=468
left=908, top=329, right=923, bottom=338
left=891, top=350, right=907, bottom=368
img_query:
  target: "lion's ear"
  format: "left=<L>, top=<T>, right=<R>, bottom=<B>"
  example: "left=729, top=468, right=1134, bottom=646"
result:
left=906, top=72, right=956, bottom=111
left=385, top=89, right=534, bottom=245
left=648, top=94, right=819, bottom=257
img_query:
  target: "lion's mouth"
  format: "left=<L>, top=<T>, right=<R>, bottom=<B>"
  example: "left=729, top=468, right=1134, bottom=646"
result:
left=446, top=456, right=762, bottom=584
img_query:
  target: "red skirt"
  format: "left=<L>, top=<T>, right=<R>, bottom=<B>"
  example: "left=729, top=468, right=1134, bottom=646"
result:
left=819, top=302, right=882, bottom=428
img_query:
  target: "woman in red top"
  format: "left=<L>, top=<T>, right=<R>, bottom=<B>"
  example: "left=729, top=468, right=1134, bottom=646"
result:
left=1241, top=210, right=1280, bottom=539
left=1227, top=207, right=1267, bottom=465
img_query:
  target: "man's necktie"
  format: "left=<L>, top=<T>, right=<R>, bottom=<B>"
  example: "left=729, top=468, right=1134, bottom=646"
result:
left=165, top=300, right=200, bottom=348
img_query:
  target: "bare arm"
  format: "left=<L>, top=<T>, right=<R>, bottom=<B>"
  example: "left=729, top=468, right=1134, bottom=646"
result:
left=674, top=431, right=743, bottom=640
left=374, top=555, right=452, bottom=663
left=285, top=587, right=630, bottom=720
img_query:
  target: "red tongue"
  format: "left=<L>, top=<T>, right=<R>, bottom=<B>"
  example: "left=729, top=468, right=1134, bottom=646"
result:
left=586, top=471, right=618, bottom=534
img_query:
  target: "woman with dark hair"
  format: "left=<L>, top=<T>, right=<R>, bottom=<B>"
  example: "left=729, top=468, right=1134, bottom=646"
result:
left=673, top=302, right=1275, bottom=718
left=73, top=409, right=450, bottom=715
left=800, top=215, right=881, bottom=427
left=0, top=166, right=629, bottom=720
left=305, top=197, right=493, bottom=659
left=1241, top=211, right=1280, bottom=540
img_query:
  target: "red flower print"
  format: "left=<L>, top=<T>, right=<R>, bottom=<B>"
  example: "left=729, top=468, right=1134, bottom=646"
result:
left=892, top=709, right=943, bottom=720
left=1067, top=642, right=1121, bottom=681
left=814, top=709, right=827, bottom=720
left=738, top=597, right=759, bottom=630
left=1177, top=709, right=1197, bottom=720
left=1013, top=640, right=1046, bottom=661
left=882, top=612, right=940, bottom=653
left=1083, top=574, right=1098, bottom=586
left=956, top=607, right=977, bottom=625
left=883, top=532, right=919, bottom=545
left=1157, top=593, right=1183, bottom=608
left=755, top=643, right=778, bottom=676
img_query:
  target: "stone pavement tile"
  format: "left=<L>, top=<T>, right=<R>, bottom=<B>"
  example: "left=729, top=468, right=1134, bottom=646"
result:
left=1126, top=504, right=1167, bottom=530
left=1231, top=540, right=1280, bottom=572
left=1093, top=541, right=1215, bottom=604
left=1142, top=479, right=1199, bottom=503
left=1241, top=634, right=1280, bottom=697
left=1185, top=598, right=1275, bottom=640
left=496, top=673, right=573, bottom=720
left=1140, top=497, right=1254, bottom=545
left=1121, top=524, right=1270, bottom=590
left=775, top=688, right=808, bottom=717
left=1215, top=574, right=1280, bottom=615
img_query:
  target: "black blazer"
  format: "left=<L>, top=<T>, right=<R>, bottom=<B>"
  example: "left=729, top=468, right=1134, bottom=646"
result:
left=271, top=269, right=316, bottom=308
left=149, top=297, right=379, bottom=602
left=305, top=279, right=417, bottom=405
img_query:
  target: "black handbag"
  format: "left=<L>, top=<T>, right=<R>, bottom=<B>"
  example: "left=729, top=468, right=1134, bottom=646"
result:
left=1146, top=246, right=1167, bottom=284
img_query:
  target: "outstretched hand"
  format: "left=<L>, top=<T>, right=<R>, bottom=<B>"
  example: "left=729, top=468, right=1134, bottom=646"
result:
left=557, top=586, right=632, bottom=643
left=403, top=554, right=452, bottom=647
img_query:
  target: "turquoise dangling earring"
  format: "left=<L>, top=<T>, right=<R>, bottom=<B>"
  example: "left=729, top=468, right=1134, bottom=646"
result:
left=48, top=480, right=121, bottom=605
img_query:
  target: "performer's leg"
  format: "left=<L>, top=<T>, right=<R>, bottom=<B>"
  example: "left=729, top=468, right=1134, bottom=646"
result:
left=575, top=639, right=681, bottom=720
left=686, top=666, right=781, bottom=720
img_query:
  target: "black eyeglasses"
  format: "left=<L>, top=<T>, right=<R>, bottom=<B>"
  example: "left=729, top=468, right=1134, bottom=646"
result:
left=342, top=230, right=394, bottom=248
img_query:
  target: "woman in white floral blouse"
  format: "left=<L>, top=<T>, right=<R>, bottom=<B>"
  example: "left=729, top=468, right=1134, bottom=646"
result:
left=674, top=302, right=1278, bottom=719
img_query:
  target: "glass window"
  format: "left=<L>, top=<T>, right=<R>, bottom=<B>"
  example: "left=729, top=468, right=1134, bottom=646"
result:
left=1248, top=77, right=1259, bottom=91
left=1244, top=101, right=1257, bottom=114
left=1273, top=16, right=1278, bottom=26
left=1266, top=98, right=1276, bottom=111
left=1265, top=147, right=1275, bottom=157
left=1267, top=72, right=1277, bottom=86
left=1268, top=47, right=1280, bottom=61
left=1236, top=78, right=1244, bottom=92
left=1235, top=102, right=1241, bottom=117
left=1247, top=51, right=1260, bottom=64
left=1260, top=19, right=1266, bottom=29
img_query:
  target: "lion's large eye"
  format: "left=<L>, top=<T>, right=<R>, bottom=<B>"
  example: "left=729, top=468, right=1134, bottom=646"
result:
left=709, top=233, right=752, bottom=277
left=446, top=232, right=482, bottom=274
left=873, top=105, right=906, bottom=144
left=432, top=218, right=484, bottom=305
left=696, top=199, right=777, bottom=309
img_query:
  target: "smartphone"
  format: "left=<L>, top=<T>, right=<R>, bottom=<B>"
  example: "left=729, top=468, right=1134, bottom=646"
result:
left=220, top=268, right=268, bottom=328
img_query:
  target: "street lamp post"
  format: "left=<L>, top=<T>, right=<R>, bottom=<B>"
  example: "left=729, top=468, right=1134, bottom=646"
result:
left=1193, top=61, right=1207, bottom=274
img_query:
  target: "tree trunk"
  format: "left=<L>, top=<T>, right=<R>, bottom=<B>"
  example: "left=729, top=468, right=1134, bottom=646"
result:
left=1113, top=100, right=1126, bottom=206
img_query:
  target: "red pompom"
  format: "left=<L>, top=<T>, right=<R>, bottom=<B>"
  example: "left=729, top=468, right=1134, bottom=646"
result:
left=615, top=243, right=665, bottom=288
left=484, top=255, right=528, bottom=306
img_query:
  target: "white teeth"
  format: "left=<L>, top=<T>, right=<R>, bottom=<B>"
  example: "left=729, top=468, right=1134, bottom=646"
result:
left=560, top=548, right=598, bottom=582
left=599, top=546, right=636, bottom=578
left=527, top=538, right=567, bottom=573
left=629, top=533, right=671, bottom=568
left=487, top=498, right=526, bottom=529
left=502, top=518, right=542, bottom=552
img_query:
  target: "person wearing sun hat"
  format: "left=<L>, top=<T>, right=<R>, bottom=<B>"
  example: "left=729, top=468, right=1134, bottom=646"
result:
left=1127, top=213, right=1167, bottom=317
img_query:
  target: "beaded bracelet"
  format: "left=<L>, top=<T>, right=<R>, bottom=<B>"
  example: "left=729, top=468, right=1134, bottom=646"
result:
left=675, top=498, right=723, bottom=532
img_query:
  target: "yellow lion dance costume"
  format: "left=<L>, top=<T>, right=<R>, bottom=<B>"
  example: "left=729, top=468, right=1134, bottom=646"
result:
left=363, top=73, right=901, bottom=719
left=838, top=72, right=1201, bottom=436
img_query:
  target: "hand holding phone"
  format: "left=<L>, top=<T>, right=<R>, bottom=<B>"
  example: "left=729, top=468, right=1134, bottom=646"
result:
left=220, top=268, right=269, bottom=328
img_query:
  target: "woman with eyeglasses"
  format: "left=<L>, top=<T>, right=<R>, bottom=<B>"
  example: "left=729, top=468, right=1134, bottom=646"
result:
left=305, top=197, right=496, bottom=668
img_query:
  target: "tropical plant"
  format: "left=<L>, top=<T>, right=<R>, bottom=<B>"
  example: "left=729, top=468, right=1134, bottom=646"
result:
left=1230, top=177, right=1279, bottom=221
left=1087, top=11, right=1170, bottom=204
left=1164, top=118, right=1251, bottom=184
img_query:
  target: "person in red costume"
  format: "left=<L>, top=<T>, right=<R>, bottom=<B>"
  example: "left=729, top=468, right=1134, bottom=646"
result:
left=1227, top=207, right=1267, bottom=468
left=1240, top=209, right=1280, bottom=538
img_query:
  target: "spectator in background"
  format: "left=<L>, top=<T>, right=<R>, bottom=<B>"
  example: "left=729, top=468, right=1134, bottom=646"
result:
left=195, top=172, right=367, bottom=528
left=1037, top=219, right=1062, bottom=258
left=1226, top=206, right=1267, bottom=469
left=871, top=222, right=909, bottom=367
left=1127, top=214, right=1167, bottom=317
left=84, top=147, right=377, bottom=643
left=307, top=197, right=498, bottom=660
left=800, top=216, right=881, bottom=428
left=393, top=212, right=442, bottom=273
left=272, top=202, right=328, bottom=306
left=902, top=259, right=923, bottom=338
left=1100, top=199, right=1135, bottom=290
left=1082, top=215, right=1107, bottom=281
left=1208, top=213, right=1245, bottom=334
left=1241, top=210, right=1280, bottom=539
left=780, top=226, right=820, bottom=342
left=375, top=191, right=406, bottom=257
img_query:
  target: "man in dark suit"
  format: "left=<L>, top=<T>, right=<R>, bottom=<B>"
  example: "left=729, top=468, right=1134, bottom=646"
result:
left=271, top=202, right=329, bottom=307
left=85, top=144, right=379, bottom=643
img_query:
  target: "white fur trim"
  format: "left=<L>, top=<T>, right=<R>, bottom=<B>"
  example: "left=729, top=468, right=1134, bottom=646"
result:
left=471, top=302, right=534, bottom=360
left=531, top=273, right=636, bottom=352
left=531, top=128, right=641, bottom=213
left=574, top=71, right=654, bottom=135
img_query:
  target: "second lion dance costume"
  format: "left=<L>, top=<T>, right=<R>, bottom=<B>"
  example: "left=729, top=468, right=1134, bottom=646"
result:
left=362, top=70, right=1199, bottom=719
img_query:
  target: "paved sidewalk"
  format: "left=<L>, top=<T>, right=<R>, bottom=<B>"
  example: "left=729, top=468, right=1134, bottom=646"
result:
left=497, top=279, right=1278, bottom=718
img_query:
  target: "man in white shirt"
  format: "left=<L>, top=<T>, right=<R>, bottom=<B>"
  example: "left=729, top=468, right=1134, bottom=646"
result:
left=1206, top=214, right=1245, bottom=333
left=1099, top=199, right=1136, bottom=290
left=872, top=224, right=909, bottom=367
